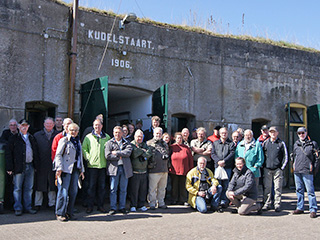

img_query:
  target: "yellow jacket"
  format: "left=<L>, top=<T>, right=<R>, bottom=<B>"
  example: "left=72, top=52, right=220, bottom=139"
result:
left=186, top=167, right=219, bottom=208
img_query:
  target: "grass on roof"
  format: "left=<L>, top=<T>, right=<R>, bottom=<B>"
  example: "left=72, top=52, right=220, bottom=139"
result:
left=57, top=0, right=319, bottom=53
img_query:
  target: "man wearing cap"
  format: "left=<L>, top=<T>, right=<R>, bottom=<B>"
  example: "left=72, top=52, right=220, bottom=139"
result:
left=5, top=120, right=39, bottom=216
left=207, top=126, right=221, bottom=143
left=292, top=127, right=318, bottom=218
left=261, top=126, right=288, bottom=212
left=258, top=125, right=270, bottom=144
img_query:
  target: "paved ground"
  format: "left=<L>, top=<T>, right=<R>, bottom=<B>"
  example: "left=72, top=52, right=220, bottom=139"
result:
left=1, top=189, right=320, bottom=240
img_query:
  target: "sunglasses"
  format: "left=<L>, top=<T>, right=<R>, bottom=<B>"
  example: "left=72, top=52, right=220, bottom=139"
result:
left=297, top=132, right=305, bottom=135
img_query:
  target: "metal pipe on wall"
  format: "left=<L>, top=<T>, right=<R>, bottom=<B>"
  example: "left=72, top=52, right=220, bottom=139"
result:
left=68, top=0, right=79, bottom=118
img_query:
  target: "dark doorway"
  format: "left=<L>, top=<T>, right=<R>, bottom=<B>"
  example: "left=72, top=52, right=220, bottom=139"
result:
left=171, top=113, right=195, bottom=136
left=25, top=101, right=57, bottom=134
left=251, top=118, right=270, bottom=140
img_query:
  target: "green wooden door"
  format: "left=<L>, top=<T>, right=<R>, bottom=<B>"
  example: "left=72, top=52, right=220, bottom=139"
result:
left=152, top=84, right=168, bottom=131
left=80, top=76, right=108, bottom=136
left=307, top=104, right=320, bottom=189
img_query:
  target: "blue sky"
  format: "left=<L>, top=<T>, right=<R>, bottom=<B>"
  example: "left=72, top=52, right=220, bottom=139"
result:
left=67, top=0, right=320, bottom=50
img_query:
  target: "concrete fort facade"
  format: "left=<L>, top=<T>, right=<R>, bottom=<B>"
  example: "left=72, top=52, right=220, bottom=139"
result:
left=1, top=0, right=320, bottom=138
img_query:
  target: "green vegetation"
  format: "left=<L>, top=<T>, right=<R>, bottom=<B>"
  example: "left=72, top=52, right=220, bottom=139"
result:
left=58, top=1, right=319, bottom=53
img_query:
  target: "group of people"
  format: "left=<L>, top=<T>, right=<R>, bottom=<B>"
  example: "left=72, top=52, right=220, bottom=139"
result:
left=0, top=114, right=319, bottom=221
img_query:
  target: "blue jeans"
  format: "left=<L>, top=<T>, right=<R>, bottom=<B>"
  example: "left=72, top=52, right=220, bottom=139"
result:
left=55, top=169, right=79, bottom=216
left=110, top=165, right=128, bottom=210
left=294, top=173, right=317, bottom=213
left=13, top=163, right=34, bottom=211
left=218, top=168, right=232, bottom=205
left=196, top=185, right=222, bottom=213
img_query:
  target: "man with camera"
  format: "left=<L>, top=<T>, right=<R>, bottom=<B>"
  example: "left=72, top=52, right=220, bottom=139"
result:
left=147, top=127, right=169, bottom=210
left=186, top=156, right=222, bottom=213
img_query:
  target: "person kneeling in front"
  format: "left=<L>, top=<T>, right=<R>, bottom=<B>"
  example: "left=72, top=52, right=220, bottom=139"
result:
left=186, top=156, right=222, bottom=213
left=226, top=157, right=262, bottom=215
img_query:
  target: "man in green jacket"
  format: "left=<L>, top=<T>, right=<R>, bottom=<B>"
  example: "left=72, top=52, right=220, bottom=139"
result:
left=82, top=119, right=110, bottom=213
left=129, top=129, right=153, bottom=212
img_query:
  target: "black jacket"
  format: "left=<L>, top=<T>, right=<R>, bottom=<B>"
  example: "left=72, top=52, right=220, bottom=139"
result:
left=5, top=133, right=39, bottom=174
left=227, top=165, right=257, bottom=200
left=293, top=138, right=318, bottom=174
left=211, top=138, right=236, bottom=169
left=147, top=138, right=169, bottom=173
left=262, top=138, right=288, bottom=170
left=34, top=129, right=58, bottom=191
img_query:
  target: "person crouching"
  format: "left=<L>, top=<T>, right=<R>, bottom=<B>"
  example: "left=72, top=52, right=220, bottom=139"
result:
left=186, top=157, right=222, bottom=213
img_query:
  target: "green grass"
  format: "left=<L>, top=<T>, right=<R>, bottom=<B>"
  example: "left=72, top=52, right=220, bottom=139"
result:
left=57, top=1, right=319, bottom=53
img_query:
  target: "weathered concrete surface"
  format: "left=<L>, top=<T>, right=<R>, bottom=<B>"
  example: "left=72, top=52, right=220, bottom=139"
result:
left=1, top=0, right=320, bottom=136
left=0, top=190, right=320, bottom=239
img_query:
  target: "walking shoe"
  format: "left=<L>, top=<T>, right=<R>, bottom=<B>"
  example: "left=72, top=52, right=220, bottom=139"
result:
left=158, top=204, right=168, bottom=209
left=262, top=205, right=271, bottom=211
left=66, top=213, right=78, bottom=220
left=139, top=206, right=148, bottom=212
left=217, top=206, right=224, bottom=213
left=86, top=208, right=93, bottom=214
left=310, top=212, right=317, bottom=218
left=231, top=209, right=238, bottom=214
left=25, top=209, right=37, bottom=214
left=293, top=209, right=304, bottom=214
left=221, top=204, right=228, bottom=209
left=184, top=202, right=189, bottom=206
left=15, top=210, right=22, bottom=216
left=56, top=215, right=68, bottom=222
left=149, top=206, right=156, bottom=210
left=275, top=207, right=281, bottom=212
left=119, top=208, right=128, bottom=214
left=97, top=207, right=107, bottom=213
left=108, top=209, right=117, bottom=215
left=130, top=207, right=137, bottom=212
left=257, top=204, right=263, bottom=215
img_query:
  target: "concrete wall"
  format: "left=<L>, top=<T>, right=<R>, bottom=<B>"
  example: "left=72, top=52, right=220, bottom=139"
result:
left=1, top=0, right=320, bottom=138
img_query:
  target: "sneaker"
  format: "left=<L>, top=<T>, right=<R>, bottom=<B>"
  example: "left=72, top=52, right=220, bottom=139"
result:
left=119, top=208, right=128, bottom=214
left=149, top=206, right=156, bottom=210
left=310, top=212, right=317, bottom=218
left=15, top=210, right=22, bottom=216
left=158, top=204, right=168, bottom=209
left=130, top=207, right=137, bottom=212
left=108, top=209, right=117, bottom=215
left=184, top=202, right=189, bottom=206
left=293, top=209, right=304, bottom=214
left=56, top=215, right=68, bottom=222
left=139, top=206, right=148, bottom=212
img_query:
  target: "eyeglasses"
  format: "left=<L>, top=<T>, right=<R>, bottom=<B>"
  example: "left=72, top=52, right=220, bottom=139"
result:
left=297, top=132, right=305, bottom=135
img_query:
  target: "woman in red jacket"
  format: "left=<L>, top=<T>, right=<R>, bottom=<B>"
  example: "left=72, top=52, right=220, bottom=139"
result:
left=169, top=132, right=194, bottom=205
